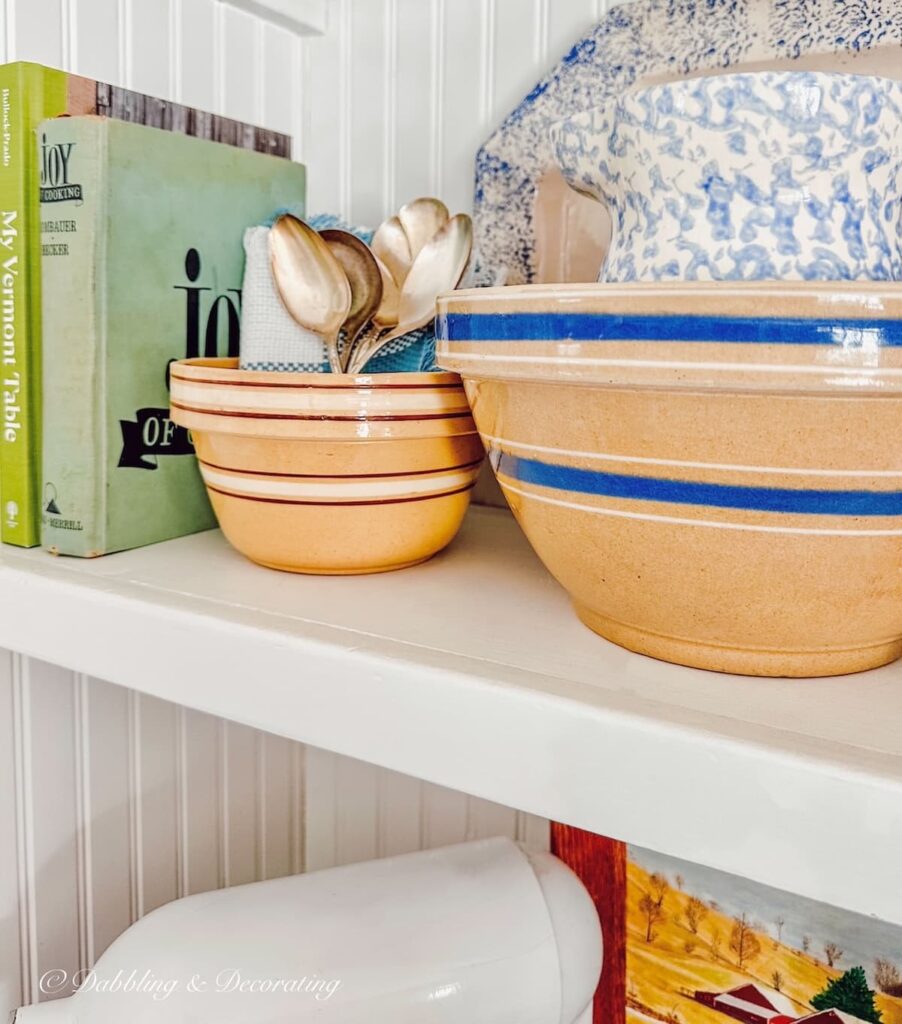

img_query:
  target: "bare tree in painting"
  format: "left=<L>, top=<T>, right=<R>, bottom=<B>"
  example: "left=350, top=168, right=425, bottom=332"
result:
left=874, top=959, right=902, bottom=994
left=639, top=893, right=665, bottom=943
left=640, top=872, right=669, bottom=944
left=775, top=916, right=785, bottom=947
left=772, top=970, right=785, bottom=993
left=802, top=935, right=812, bottom=955
left=824, top=942, right=844, bottom=969
left=730, top=914, right=762, bottom=970
left=710, top=928, right=722, bottom=961
left=675, top=873, right=685, bottom=891
left=685, top=896, right=708, bottom=935
left=650, top=872, right=669, bottom=902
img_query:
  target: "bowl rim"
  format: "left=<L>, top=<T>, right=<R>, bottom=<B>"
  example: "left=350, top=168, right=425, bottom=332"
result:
left=548, top=70, right=902, bottom=133
left=170, top=358, right=462, bottom=389
left=437, top=280, right=902, bottom=309
left=434, top=282, right=902, bottom=394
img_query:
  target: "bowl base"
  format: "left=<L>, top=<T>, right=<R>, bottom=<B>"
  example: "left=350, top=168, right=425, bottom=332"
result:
left=249, top=554, right=437, bottom=576
left=573, top=605, right=902, bottom=679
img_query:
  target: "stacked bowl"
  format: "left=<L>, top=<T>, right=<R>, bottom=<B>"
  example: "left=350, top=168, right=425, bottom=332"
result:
left=438, top=71, right=902, bottom=677
left=170, top=359, right=482, bottom=574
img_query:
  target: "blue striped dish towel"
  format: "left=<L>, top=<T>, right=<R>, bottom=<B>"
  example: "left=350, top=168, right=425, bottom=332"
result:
left=239, top=213, right=438, bottom=374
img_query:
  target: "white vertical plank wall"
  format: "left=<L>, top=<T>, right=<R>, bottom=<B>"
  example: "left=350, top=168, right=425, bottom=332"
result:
left=0, top=0, right=623, bottom=1013
left=302, top=0, right=607, bottom=225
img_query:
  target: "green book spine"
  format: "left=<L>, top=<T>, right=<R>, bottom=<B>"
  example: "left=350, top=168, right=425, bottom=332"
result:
left=0, top=64, right=68, bottom=546
left=40, top=117, right=107, bottom=556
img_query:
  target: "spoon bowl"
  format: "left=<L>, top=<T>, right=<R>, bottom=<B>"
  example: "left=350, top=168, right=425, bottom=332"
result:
left=270, top=214, right=351, bottom=373
left=372, top=216, right=413, bottom=287
left=398, top=197, right=450, bottom=262
left=373, top=254, right=401, bottom=327
left=320, top=228, right=383, bottom=371
left=348, top=214, right=472, bottom=373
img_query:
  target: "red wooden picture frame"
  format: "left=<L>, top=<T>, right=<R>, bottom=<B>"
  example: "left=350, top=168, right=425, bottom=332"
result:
left=551, top=824, right=627, bottom=1024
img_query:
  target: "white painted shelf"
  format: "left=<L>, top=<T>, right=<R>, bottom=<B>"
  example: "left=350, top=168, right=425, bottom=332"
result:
left=1, top=506, right=899, bottom=924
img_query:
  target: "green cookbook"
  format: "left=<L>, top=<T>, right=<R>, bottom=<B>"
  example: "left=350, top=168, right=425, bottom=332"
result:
left=0, top=61, right=292, bottom=546
left=40, top=116, right=305, bottom=557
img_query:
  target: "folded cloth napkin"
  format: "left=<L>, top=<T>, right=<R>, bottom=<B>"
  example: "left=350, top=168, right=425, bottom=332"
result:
left=239, top=214, right=438, bottom=374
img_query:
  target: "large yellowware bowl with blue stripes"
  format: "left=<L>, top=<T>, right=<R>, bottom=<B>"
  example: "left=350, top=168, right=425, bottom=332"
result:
left=436, top=282, right=902, bottom=677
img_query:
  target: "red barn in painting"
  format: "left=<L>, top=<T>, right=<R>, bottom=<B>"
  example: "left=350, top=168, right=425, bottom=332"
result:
left=795, top=1011, right=871, bottom=1024
left=695, top=984, right=802, bottom=1024
left=693, top=987, right=874, bottom=1024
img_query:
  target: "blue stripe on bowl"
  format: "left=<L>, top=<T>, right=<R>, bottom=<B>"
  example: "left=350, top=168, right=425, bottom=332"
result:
left=439, top=312, right=902, bottom=347
left=495, top=453, right=902, bottom=517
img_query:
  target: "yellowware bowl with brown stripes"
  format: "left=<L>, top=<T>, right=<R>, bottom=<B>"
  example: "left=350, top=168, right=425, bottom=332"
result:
left=170, top=359, right=483, bottom=574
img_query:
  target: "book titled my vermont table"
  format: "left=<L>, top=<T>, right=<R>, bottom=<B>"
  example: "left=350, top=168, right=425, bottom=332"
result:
left=39, top=116, right=306, bottom=557
left=0, top=61, right=292, bottom=547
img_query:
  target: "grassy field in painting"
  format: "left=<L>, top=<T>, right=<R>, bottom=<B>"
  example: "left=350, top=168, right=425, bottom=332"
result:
left=626, top=861, right=902, bottom=1024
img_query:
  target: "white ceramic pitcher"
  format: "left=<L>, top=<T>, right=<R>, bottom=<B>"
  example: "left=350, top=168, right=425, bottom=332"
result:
left=14, top=837, right=602, bottom=1024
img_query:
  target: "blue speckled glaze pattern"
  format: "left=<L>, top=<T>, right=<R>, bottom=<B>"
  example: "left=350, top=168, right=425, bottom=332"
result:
left=550, top=73, right=902, bottom=282
left=472, top=0, right=902, bottom=285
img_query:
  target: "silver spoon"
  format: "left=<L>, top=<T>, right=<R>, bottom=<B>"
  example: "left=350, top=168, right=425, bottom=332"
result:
left=398, top=197, right=449, bottom=262
left=372, top=254, right=400, bottom=327
left=270, top=214, right=351, bottom=373
left=348, top=214, right=472, bottom=374
left=319, top=229, right=383, bottom=372
left=342, top=254, right=401, bottom=374
left=371, top=215, right=412, bottom=287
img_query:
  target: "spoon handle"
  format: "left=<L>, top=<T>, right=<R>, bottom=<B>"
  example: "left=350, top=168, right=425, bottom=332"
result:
left=341, top=327, right=360, bottom=374
left=326, top=331, right=343, bottom=374
left=341, top=322, right=375, bottom=374
left=349, top=314, right=438, bottom=373
left=347, top=325, right=387, bottom=375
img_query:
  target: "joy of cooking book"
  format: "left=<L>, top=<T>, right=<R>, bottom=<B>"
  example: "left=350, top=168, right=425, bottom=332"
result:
left=39, top=115, right=306, bottom=557
left=0, top=61, right=292, bottom=547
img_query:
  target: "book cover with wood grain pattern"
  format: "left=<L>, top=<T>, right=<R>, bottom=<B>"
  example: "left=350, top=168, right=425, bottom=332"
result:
left=552, top=827, right=902, bottom=1024
left=0, top=61, right=292, bottom=547
left=39, top=115, right=305, bottom=557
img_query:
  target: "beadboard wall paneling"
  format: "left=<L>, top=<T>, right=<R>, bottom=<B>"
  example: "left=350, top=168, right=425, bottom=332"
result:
left=127, top=0, right=174, bottom=97
left=7, top=0, right=65, bottom=66
left=178, top=0, right=219, bottom=110
left=262, top=21, right=298, bottom=138
left=224, top=0, right=328, bottom=35
left=71, top=0, right=120, bottom=84
left=301, top=0, right=615, bottom=223
left=133, top=694, right=180, bottom=917
left=85, top=679, right=133, bottom=965
left=304, top=748, right=549, bottom=872
left=178, top=708, right=224, bottom=896
left=222, top=721, right=263, bottom=887
left=27, top=661, right=81, bottom=1000
left=0, top=660, right=309, bottom=1019
left=0, top=652, right=22, bottom=1016
left=303, top=0, right=347, bottom=216
left=221, top=4, right=261, bottom=124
